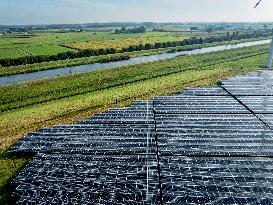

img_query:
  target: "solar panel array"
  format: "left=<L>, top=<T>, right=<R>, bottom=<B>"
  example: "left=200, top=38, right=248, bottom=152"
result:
left=9, top=70, right=273, bottom=204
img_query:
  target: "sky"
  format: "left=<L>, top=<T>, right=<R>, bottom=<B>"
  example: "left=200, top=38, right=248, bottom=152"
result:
left=0, top=0, right=272, bottom=25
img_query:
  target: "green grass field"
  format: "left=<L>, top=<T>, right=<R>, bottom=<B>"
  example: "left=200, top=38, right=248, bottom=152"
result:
left=22, top=45, right=74, bottom=56
left=0, top=44, right=271, bottom=204
left=0, top=31, right=196, bottom=59
left=0, top=48, right=28, bottom=59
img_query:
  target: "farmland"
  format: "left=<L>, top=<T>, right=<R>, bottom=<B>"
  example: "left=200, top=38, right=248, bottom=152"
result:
left=0, top=53, right=130, bottom=77
left=0, top=48, right=27, bottom=59
left=66, top=31, right=194, bottom=50
left=0, top=31, right=194, bottom=59
left=1, top=29, right=271, bottom=68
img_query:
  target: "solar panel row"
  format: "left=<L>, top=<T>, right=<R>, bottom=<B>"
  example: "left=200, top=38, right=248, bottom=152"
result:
left=181, top=87, right=229, bottom=96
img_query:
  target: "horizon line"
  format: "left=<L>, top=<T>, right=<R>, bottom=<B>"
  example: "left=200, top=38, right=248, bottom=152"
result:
left=1, top=21, right=273, bottom=27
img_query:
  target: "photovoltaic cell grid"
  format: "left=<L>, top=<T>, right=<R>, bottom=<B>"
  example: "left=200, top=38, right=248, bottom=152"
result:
left=160, top=157, right=273, bottom=204
left=238, top=96, right=273, bottom=114
left=80, top=101, right=154, bottom=124
left=11, top=154, right=159, bottom=205
left=9, top=70, right=273, bottom=204
left=221, top=70, right=273, bottom=96
left=181, top=87, right=230, bottom=96
left=8, top=127, right=157, bottom=155
left=258, top=114, right=273, bottom=130
left=153, top=96, right=250, bottom=114
left=9, top=101, right=156, bottom=155
left=156, top=114, right=273, bottom=156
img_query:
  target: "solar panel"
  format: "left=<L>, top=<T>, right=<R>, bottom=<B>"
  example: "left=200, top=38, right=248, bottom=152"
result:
left=154, top=96, right=250, bottom=114
left=9, top=125, right=156, bottom=154
left=40, top=125, right=154, bottom=133
left=221, top=80, right=273, bottom=86
left=79, top=101, right=154, bottom=124
left=11, top=154, right=159, bottom=204
left=257, top=114, right=273, bottom=130
left=238, top=96, right=273, bottom=114
left=160, top=156, right=273, bottom=204
left=221, top=71, right=273, bottom=96
left=87, top=112, right=154, bottom=124
left=181, top=87, right=229, bottom=96
left=156, top=117, right=267, bottom=133
left=53, top=124, right=152, bottom=129
left=221, top=85, right=273, bottom=96
left=156, top=114, right=273, bottom=156
left=262, top=70, right=273, bottom=78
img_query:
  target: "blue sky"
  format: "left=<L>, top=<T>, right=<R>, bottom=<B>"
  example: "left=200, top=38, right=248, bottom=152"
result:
left=0, top=0, right=272, bottom=25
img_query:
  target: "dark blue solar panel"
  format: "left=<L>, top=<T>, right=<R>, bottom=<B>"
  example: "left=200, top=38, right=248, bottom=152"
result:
left=160, top=156, right=273, bottom=204
left=221, top=71, right=273, bottom=96
left=156, top=114, right=273, bottom=156
left=257, top=114, right=273, bottom=130
left=12, top=154, right=159, bottom=204
left=154, top=96, right=250, bottom=114
left=181, top=87, right=229, bottom=96
left=238, top=96, right=273, bottom=114
left=9, top=125, right=156, bottom=154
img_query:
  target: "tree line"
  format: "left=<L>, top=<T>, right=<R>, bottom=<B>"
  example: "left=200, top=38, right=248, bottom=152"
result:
left=0, top=51, right=129, bottom=67
left=114, top=26, right=146, bottom=34
left=0, top=31, right=271, bottom=67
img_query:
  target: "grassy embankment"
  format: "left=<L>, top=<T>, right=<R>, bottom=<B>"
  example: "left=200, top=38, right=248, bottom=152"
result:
left=0, top=44, right=271, bottom=204
left=0, top=37, right=269, bottom=77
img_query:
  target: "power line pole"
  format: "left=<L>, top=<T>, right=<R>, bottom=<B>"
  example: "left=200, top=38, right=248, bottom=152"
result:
left=255, top=0, right=273, bottom=68
left=264, top=36, right=273, bottom=68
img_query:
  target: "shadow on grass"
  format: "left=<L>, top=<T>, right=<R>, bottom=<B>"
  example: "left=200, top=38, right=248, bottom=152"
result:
left=0, top=152, right=33, bottom=205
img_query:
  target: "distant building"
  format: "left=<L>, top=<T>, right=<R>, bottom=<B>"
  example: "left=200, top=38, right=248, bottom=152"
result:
left=9, top=27, right=32, bottom=33
left=71, top=27, right=86, bottom=32
left=190, top=27, right=198, bottom=32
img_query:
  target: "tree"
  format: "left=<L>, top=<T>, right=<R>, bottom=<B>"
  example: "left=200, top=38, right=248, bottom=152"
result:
left=190, top=27, right=198, bottom=31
